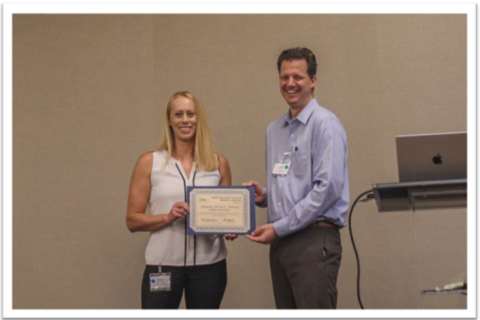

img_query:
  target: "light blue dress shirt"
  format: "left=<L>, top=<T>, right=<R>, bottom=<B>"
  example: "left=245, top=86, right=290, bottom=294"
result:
left=262, top=98, right=350, bottom=237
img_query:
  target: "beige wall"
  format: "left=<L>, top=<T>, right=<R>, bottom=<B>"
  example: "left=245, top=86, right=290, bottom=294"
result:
left=12, top=14, right=467, bottom=309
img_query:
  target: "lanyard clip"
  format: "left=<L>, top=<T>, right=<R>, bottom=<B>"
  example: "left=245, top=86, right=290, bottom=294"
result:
left=158, top=264, right=162, bottom=273
left=282, top=151, right=292, bottom=160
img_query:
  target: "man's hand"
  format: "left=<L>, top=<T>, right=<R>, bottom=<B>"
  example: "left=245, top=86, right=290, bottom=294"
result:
left=242, top=181, right=266, bottom=205
left=224, top=234, right=238, bottom=241
left=245, top=223, right=278, bottom=244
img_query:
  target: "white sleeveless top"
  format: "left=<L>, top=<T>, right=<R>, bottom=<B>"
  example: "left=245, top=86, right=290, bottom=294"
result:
left=145, top=150, right=227, bottom=266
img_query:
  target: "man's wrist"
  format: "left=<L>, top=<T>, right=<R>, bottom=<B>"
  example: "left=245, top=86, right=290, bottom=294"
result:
left=273, top=220, right=289, bottom=238
left=256, top=188, right=268, bottom=207
left=260, top=188, right=267, bottom=199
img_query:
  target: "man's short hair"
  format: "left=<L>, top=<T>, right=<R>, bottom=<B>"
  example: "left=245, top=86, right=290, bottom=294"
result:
left=277, top=47, right=317, bottom=79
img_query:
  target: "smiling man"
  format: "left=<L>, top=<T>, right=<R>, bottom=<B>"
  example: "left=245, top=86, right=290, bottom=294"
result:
left=244, top=47, right=350, bottom=309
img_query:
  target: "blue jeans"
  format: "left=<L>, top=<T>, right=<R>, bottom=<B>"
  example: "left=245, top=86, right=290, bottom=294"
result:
left=141, top=259, right=227, bottom=309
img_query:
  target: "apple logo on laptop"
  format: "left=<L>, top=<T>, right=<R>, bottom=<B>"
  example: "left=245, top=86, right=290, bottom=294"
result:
left=432, top=153, right=443, bottom=165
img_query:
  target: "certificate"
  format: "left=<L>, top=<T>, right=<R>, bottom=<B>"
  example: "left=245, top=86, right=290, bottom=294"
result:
left=186, top=186, right=256, bottom=235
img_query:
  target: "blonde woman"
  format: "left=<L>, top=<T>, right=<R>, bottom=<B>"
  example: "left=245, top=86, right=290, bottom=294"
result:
left=126, top=91, right=234, bottom=309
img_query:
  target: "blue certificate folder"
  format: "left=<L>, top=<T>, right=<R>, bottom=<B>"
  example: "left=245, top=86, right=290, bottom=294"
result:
left=186, top=186, right=256, bottom=235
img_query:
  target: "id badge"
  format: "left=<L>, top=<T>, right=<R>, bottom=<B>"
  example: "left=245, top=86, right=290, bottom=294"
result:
left=149, top=272, right=171, bottom=292
left=272, top=161, right=290, bottom=176
left=272, top=152, right=292, bottom=176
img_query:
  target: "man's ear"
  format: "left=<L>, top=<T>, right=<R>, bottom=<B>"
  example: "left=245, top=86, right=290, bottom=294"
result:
left=310, top=75, right=317, bottom=89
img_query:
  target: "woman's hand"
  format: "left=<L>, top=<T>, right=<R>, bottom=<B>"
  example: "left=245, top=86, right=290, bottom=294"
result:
left=169, top=202, right=190, bottom=219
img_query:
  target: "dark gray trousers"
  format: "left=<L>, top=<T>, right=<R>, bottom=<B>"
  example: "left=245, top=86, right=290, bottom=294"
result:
left=269, top=227, right=342, bottom=309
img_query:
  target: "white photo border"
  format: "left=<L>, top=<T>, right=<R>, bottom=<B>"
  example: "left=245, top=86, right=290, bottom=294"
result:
left=2, top=1, right=476, bottom=319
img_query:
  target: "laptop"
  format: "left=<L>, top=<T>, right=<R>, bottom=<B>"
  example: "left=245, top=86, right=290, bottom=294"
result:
left=396, top=131, right=467, bottom=182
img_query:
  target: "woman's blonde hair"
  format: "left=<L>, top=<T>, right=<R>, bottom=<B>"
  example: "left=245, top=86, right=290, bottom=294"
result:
left=156, top=91, right=219, bottom=171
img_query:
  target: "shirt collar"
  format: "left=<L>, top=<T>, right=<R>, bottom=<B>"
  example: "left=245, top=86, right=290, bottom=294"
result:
left=284, top=98, right=318, bottom=125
